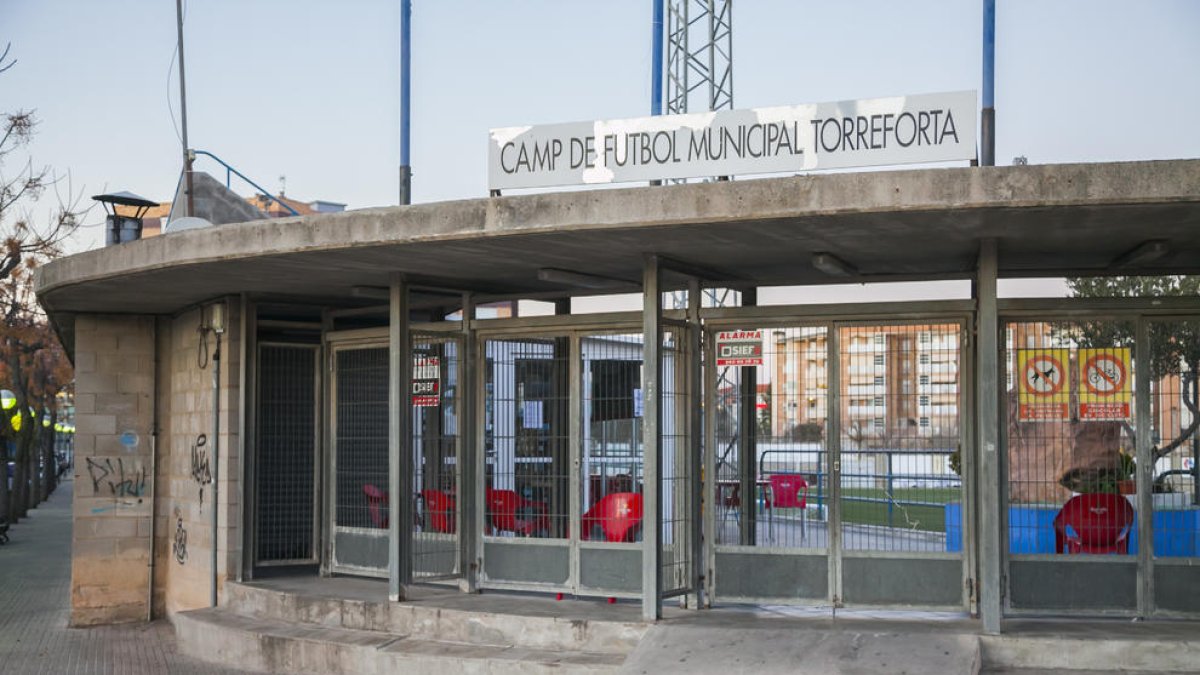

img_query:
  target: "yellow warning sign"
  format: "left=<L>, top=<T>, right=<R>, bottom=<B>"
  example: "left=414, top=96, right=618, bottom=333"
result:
left=1078, top=347, right=1131, bottom=420
left=1018, top=348, right=1070, bottom=421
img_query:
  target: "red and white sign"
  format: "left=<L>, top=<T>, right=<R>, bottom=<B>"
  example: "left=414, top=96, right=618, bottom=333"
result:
left=412, top=356, right=440, bottom=407
left=1079, top=348, right=1131, bottom=420
left=1017, top=349, right=1070, bottom=421
left=716, top=330, right=764, bottom=367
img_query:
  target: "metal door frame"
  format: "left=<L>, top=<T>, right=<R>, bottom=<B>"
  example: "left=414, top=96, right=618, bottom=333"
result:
left=997, top=299, right=1200, bottom=619
left=251, top=341, right=322, bottom=568
left=410, top=327, right=465, bottom=582
left=474, top=315, right=648, bottom=598
left=702, top=301, right=975, bottom=610
left=324, top=331, right=390, bottom=578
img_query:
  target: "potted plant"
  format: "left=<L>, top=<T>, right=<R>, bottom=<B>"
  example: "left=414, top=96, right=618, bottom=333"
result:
left=1115, top=449, right=1137, bottom=495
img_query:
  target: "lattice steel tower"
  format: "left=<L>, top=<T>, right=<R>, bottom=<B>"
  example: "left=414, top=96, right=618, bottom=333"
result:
left=665, top=0, right=733, bottom=117
left=663, top=0, right=736, bottom=312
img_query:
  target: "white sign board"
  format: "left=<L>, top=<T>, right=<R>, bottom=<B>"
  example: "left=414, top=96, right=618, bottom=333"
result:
left=488, top=91, right=977, bottom=191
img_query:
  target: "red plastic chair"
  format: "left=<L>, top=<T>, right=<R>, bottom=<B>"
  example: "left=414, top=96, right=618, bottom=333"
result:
left=581, top=492, right=643, bottom=543
left=363, top=484, right=388, bottom=529
left=420, top=489, right=456, bottom=534
left=485, top=488, right=550, bottom=536
left=1053, top=492, right=1135, bottom=554
left=765, top=474, right=808, bottom=542
left=718, top=482, right=742, bottom=527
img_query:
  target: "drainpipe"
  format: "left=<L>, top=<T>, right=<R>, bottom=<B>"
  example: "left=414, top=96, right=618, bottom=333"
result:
left=209, top=304, right=226, bottom=607
left=146, top=322, right=159, bottom=621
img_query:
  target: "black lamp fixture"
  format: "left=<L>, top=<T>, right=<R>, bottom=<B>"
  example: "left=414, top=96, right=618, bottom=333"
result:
left=92, top=191, right=158, bottom=246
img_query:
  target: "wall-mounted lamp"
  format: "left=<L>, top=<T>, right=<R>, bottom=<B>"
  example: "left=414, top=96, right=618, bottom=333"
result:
left=209, top=302, right=226, bottom=335
left=812, top=252, right=858, bottom=277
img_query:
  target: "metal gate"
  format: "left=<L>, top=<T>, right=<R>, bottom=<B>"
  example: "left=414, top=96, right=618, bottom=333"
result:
left=1002, top=312, right=1200, bottom=617
left=411, top=332, right=461, bottom=580
left=706, top=316, right=969, bottom=610
left=476, top=322, right=696, bottom=599
left=253, top=343, right=320, bottom=567
left=328, top=341, right=390, bottom=577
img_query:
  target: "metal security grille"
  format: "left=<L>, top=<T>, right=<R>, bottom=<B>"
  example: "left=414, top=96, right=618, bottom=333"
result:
left=837, top=324, right=962, bottom=553
left=660, top=328, right=693, bottom=594
left=1148, top=320, right=1200, bottom=552
left=483, top=338, right=569, bottom=539
left=412, top=335, right=460, bottom=579
left=255, top=344, right=318, bottom=564
left=1004, top=320, right=1138, bottom=613
left=581, top=333, right=645, bottom=543
left=335, top=347, right=390, bottom=530
left=1147, top=319, right=1200, bottom=615
left=714, top=326, right=828, bottom=549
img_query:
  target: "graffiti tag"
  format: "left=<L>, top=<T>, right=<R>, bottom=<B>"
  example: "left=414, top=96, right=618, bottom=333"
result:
left=172, top=507, right=188, bottom=565
left=190, top=434, right=212, bottom=509
left=85, top=457, right=146, bottom=500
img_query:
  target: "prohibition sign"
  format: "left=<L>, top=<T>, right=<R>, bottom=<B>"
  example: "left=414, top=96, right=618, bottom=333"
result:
left=1023, top=355, right=1065, bottom=396
left=1083, top=353, right=1126, bottom=395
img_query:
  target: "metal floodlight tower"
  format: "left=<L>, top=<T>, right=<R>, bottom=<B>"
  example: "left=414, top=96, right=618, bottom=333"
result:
left=662, top=0, right=736, bottom=311
left=665, top=0, right=733, bottom=117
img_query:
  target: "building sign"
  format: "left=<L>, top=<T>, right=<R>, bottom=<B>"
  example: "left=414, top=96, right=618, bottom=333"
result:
left=488, top=91, right=977, bottom=191
left=1078, top=347, right=1131, bottom=420
left=716, top=330, right=764, bottom=367
left=1017, top=348, right=1070, bottom=421
left=412, top=355, right=440, bottom=407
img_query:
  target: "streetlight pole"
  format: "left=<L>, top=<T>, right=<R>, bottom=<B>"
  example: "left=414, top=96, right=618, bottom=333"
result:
left=175, top=0, right=194, bottom=217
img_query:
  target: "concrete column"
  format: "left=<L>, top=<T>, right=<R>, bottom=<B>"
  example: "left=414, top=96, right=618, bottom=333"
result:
left=642, top=255, right=663, bottom=621
left=687, top=280, right=704, bottom=609
left=389, top=275, right=413, bottom=600
left=1135, top=318, right=1155, bottom=616
left=975, top=239, right=1002, bottom=634
left=458, top=293, right=479, bottom=592
left=739, top=289, right=758, bottom=546
left=71, top=315, right=156, bottom=626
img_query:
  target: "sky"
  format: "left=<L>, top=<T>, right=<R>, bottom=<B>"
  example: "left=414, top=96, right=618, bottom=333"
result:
left=3, top=0, right=1199, bottom=270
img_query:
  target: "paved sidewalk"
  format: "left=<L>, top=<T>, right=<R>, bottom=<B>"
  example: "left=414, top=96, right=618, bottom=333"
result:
left=0, top=478, right=250, bottom=675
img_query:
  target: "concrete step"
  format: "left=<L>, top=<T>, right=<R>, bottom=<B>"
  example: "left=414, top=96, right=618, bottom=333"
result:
left=224, top=579, right=646, bottom=655
left=176, top=607, right=625, bottom=674
left=982, top=631, right=1200, bottom=673
left=622, top=624, right=983, bottom=675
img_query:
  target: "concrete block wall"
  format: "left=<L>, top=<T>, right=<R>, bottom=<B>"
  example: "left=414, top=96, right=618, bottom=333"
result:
left=156, top=302, right=242, bottom=617
left=70, top=316, right=156, bottom=626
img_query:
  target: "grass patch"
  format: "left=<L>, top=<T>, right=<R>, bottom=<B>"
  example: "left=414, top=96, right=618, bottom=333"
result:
left=807, top=487, right=961, bottom=532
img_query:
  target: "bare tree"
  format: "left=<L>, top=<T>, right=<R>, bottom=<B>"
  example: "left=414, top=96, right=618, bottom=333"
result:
left=0, top=44, right=82, bottom=523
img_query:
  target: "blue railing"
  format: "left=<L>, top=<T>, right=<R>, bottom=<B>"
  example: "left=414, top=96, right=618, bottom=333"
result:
left=192, top=150, right=299, bottom=216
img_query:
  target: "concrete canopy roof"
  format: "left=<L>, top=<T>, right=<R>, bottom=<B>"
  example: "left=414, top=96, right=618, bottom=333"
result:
left=37, top=159, right=1200, bottom=325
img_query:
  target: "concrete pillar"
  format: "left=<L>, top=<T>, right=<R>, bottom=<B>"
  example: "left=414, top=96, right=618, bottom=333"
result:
left=642, top=255, right=662, bottom=621
left=975, top=240, right=1002, bottom=634
left=389, top=275, right=413, bottom=600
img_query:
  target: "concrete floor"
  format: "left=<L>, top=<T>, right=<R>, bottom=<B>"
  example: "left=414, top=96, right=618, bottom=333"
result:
left=0, top=479, right=251, bottom=675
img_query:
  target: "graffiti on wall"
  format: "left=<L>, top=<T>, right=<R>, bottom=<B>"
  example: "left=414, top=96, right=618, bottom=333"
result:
left=172, top=507, right=188, bottom=565
left=189, top=433, right=212, bottom=509
left=86, top=457, right=146, bottom=501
